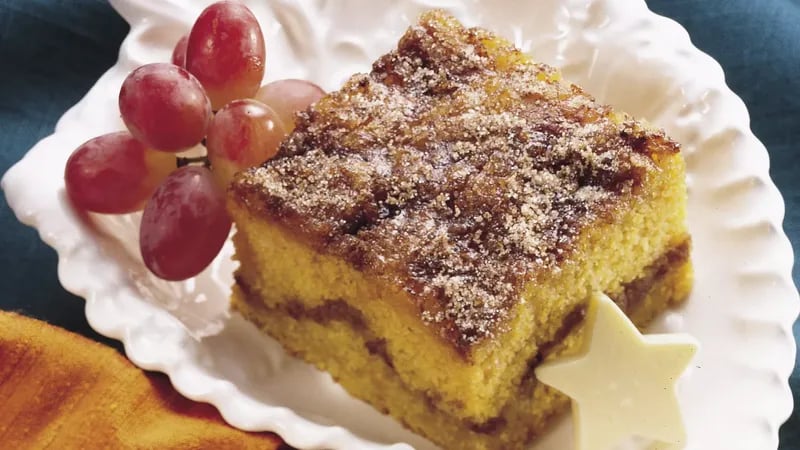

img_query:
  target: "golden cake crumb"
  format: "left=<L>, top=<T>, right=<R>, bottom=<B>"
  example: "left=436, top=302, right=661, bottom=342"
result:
left=229, top=10, right=691, bottom=450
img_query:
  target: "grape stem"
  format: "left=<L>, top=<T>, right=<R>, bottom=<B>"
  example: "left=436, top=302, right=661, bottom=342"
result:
left=176, top=155, right=211, bottom=168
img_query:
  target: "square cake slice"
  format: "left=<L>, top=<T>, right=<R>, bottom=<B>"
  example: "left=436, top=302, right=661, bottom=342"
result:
left=228, top=10, right=692, bottom=450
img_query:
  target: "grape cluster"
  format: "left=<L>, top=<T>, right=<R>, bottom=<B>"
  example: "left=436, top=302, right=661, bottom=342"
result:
left=64, top=1, right=325, bottom=281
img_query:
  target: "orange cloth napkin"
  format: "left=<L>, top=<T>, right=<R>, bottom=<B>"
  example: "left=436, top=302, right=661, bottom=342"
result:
left=0, top=311, right=289, bottom=449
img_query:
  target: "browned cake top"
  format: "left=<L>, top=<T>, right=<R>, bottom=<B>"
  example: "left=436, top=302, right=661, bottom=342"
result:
left=232, top=11, right=679, bottom=354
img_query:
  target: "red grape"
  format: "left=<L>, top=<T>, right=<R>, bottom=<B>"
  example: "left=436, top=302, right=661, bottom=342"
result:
left=255, top=79, right=325, bottom=131
left=64, top=132, right=175, bottom=214
left=185, top=1, right=266, bottom=110
left=119, top=63, right=211, bottom=152
left=171, top=34, right=189, bottom=67
left=140, top=166, right=231, bottom=281
left=206, top=99, right=286, bottom=186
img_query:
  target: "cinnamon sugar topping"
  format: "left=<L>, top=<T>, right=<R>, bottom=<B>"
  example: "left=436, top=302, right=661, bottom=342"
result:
left=233, top=11, right=679, bottom=352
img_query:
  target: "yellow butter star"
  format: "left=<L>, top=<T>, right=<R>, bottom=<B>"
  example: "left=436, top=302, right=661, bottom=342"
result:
left=535, top=292, right=698, bottom=450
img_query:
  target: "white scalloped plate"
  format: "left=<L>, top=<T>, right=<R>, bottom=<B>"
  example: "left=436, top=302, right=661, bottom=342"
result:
left=2, top=0, right=797, bottom=449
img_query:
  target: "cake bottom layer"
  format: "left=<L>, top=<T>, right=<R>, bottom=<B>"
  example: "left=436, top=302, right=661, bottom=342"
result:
left=232, top=241, right=692, bottom=450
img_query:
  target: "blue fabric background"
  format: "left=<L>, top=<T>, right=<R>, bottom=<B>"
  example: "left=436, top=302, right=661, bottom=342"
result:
left=1, top=0, right=797, bottom=446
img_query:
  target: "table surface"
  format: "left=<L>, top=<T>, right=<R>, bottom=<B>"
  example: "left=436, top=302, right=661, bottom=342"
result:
left=1, top=0, right=798, bottom=447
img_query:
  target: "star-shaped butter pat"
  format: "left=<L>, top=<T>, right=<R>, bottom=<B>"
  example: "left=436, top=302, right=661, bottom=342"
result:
left=535, top=292, right=698, bottom=450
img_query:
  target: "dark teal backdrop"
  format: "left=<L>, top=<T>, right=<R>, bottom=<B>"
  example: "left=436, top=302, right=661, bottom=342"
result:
left=1, top=0, right=798, bottom=446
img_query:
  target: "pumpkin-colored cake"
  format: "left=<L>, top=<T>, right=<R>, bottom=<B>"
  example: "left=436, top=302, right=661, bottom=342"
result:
left=227, top=10, right=692, bottom=450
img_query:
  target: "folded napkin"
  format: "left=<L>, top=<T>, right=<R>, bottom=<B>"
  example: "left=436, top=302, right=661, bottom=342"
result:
left=0, top=311, right=288, bottom=449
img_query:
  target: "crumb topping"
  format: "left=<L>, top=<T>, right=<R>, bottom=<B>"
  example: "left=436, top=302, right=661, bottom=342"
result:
left=233, top=11, right=679, bottom=353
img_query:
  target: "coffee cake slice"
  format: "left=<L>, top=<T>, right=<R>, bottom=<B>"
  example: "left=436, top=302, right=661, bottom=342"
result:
left=227, top=10, right=692, bottom=450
